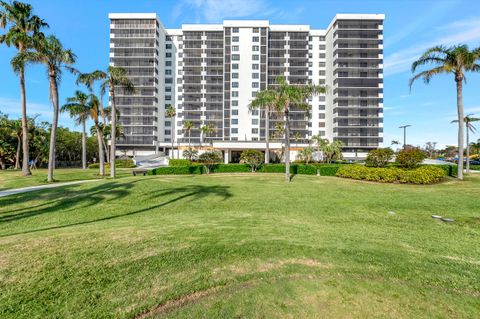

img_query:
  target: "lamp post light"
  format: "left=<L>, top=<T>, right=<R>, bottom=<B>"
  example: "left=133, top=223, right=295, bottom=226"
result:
left=399, top=125, right=412, bottom=149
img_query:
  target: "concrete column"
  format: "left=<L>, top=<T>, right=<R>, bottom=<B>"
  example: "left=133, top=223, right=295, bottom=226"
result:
left=224, top=150, right=229, bottom=164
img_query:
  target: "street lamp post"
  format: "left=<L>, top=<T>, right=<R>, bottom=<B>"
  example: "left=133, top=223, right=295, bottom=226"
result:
left=399, top=125, right=411, bottom=149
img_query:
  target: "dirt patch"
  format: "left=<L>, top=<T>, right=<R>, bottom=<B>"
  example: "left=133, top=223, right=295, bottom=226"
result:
left=221, top=258, right=332, bottom=275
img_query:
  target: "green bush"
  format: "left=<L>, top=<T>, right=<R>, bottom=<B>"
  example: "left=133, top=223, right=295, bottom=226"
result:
left=88, top=159, right=135, bottom=169
left=396, top=148, right=426, bottom=169
left=365, top=148, right=394, bottom=167
left=212, top=164, right=251, bottom=173
left=336, top=165, right=446, bottom=184
left=198, top=151, right=223, bottom=174
left=169, top=159, right=192, bottom=167
left=240, top=149, right=264, bottom=172
left=149, top=165, right=203, bottom=175
left=258, top=164, right=286, bottom=173
left=470, top=164, right=480, bottom=171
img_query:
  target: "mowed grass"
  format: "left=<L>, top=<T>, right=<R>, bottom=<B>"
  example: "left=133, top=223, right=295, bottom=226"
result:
left=0, top=168, right=132, bottom=190
left=0, top=173, right=479, bottom=318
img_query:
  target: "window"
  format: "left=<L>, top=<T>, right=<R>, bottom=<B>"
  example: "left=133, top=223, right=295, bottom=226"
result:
left=232, top=45, right=239, bottom=51
left=179, top=44, right=183, bottom=49
left=319, top=105, right=325, bottom=110
left=319, top=113, right=325, bottom=119
left=252, top=92, right=257, bottom=97
left=251, top=110, right=259, bottom=116
left=232, top=27, right=239, bottom=33
left=178, top=95, right=182, bottom=100
left=231, top=128, right=238, bottom=134
left=319, top=53, right=326, bottom=58
left=232, top=91, right=239, bottom=97
left=232, top=54, right=240, bottom=61
left=252, top=64, right=259, bottom=70
left=232, top=109, right=238, bottom=115
left=319, top=62, right=326, bottom=67
left=319, top=70, right=325, bottom=76
left=165, top=86, right=172, bottom=92
left=231, top=119, right=238, bottom=125
left=232, top=73, right=239, bottom=79
left=319, top=44, right=326, bottom=50
left=252, top=73, right=259, bottom=79
left=165, top=121, right=171, bottom=127
left=165, top=95, right=171, bottom=100
left=178, top=52, right=183, bottom=58
left=177, top=35, right=183, bottom=41
left=165, top=70, right=172, bottom=75
left=319, top=36, right=325, bottom=41
left=253, top=27, right=259, bottom=33
left=252, top=36, right=259, bottom=42
left=165, top=78, right=173, bottom=84
left=232, top=82, right=239, bottom=88
left=164, top=130, right=171, bottom=135
left=319, top=122, right=325, bottom=128
left=165, top=61, right=172, bottom=67
left=165, top=36, right=172, bottom=41
left=319, top=96, right=325, bottom=101
left=232, top=100, right=238, bottom=106
left=252, top=54, right=259, bottom=60
left=166, top=43, right=172, bottom=49
left=252, top=45, right=259, bottom=51
left=308, top=44, right=313, bottom=50
left=232, top=63, right=239, bottom=69
left=252, top=128, right=259, bottom=134
left=319, top=131, right=325, bottom=136
left=252, top=119, right=259, bottom=125
left=252, top=82, right=259, bottom=88
left=232, top=36, right=239, bottom=42
left=165, top=104, right=171, bottom=109
left=166, top=52, right=172, bottom=58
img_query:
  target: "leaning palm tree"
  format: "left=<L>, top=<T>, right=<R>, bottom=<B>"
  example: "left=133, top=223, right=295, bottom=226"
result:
left=87, top=67, right=134, bottom=178
left=0, top=0, right=48, bottom=176
left=87, top=94, right=105, bottom=176
left=183, top=120, right=194, bottom=149
left=165, top=105, right=176, bottom=158
left=61, top=90, right=89, bottom=169
left=410, top=45, right=480, bottom=180
left=270, top=76, right=325, bottom=182
left=22, top=35, right=76, bottom=182
left=250, top=89, right=277, bottom=163
left=451, top=114, right=480, bottom=173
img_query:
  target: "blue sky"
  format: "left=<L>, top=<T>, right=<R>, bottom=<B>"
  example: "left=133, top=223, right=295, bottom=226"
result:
left=1, top=0, right=480, bottom=148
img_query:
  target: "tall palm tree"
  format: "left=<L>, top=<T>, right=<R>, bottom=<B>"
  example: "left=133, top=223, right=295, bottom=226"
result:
left=200, top=123, right=215, bottom=147
left=5, top=118, right=22, bottom=169
left=451, top=114, right=480, bottom=173
left=183, top=120, right=194, bottom=149
left=165, top=105, right=176, bottom=158
left=90, top=67, right=134, bottom=178
left=21, top=35, right=76, bottom=182
left=61, top=91, right=89, bottom=169
left=0, top=0, right=48, bottom=176
left=250, top=89, right=276, bottom=163
left=269, top=76, right=325, bottom=182
left=410, top=45, right=480, bottom=180
left=87, top=94, right=105, bottom=176
left=293, top=131, right=302, bottom=148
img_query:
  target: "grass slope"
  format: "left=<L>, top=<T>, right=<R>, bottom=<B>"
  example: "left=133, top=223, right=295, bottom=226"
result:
left=0, top=174, right=479, bottom=318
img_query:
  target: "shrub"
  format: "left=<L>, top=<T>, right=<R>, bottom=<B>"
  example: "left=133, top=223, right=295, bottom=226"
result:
left=258, top=164, right=286, bottom=173
left=336, top=165, right=445, bottom=184
left=183, top=148, right=198, bottom=161
left=470, top=164, right=480, bottom=171
left=240, top=149, right=264, bottom=172
left=198, top=151, right=223, bottom=174
left=212, top=164, right=251, bottom=173
left=396, top=148, right=426, bottom=169
left=149, top=165, right=203, bottom=175
left=169, top=159, right=192, bottom=167
left=365, top=148, right=394, bottom=167
left=88, top=159, right=135, bottom=169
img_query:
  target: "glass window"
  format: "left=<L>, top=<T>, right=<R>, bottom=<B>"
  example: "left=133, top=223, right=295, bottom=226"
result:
left=231, top=128, right=238, bottom=134
left=232, top=91, right=239, bottom=97
left=165, top=61, right=172, bottom=66
left=232, top=109, right=238, bottom=115
left=252, top=128, right=259, bottom=134
left=251, top=110, right=259, bottom=116
left=165, top=70, right=172, bottom=75
left=232, top=63, right=239, bottom=69
left=252, top=119, right=259, bottom=125
left=165, top=121, right=171, bottom=127
left=232, top=73, right=239, bottom=79
left=252, top=36, right=259, bottom=42
left=232, top=100, right=238, bottom=106
left=165, top=95, right=171, bottom=100
left=232, top=54, right=240, bottom=61
left=252, top=54, right=259, bottom=60
left=164, top=130, right=171, bottom=135
left=253, top=28, right=259, bottom=33
left=232, top=82, right=239, bottom=88
left=252, top=73, right=259, bottom=79
left=232, top=27, right=239, bottom=33
left=231, top=119, right=238, bottom=124
left=232, top=36, right=239, bottom=42
left=166, top=52, right=172, bottom=58
left=252, top=92, right=257, bottom=97
left=252, top=64, right=259, bottom=70
left=165, top=43, right=172, bottom=49
left=252, top=82, right=259, bottom=88
left=319, top=113, right=325, bottom=119
left=252, top=45, right=259, bottom=51
left=232, top=45, right=239, bottom=51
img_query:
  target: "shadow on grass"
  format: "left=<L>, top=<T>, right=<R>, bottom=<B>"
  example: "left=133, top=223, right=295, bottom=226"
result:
left=0, top=180, right=232, bottom=237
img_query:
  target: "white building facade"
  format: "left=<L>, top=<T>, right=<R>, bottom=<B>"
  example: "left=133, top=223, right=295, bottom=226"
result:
left=109, top=14, right=384, bottom=161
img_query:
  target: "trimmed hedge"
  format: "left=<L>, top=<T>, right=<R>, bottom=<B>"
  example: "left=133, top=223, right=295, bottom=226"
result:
left=150, top=165, right=203, bottom=175
left=336, top=165, right=446, bottom=184
left=88, top=159, right=135, bottom=169
left=470, top=165, right=480, bottom=171
left=169, top=159, right=192, bottom=167
left=212, top=164, right=251, bottom=173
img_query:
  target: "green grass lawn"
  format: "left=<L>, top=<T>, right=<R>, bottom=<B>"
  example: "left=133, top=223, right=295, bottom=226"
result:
left=0, top=173, right=479, bottom=318
left=0, top=168, right=132, bottom=190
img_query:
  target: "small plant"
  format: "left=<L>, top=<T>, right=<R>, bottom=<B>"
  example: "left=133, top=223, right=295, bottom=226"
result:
left=396, top=148, right=426, bottom=169
left=297, top=147, right=314, bottom=164
left=182, top=148, right=198, bottom=161
left=198, top=150, right=222, bottom=174
left=240, top=149, right=264, bottom=172
left=365, top=148, right=394, bottom=167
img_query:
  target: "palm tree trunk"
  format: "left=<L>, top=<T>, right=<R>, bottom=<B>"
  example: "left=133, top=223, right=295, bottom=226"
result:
left=15, top=136, right=21, bottom=169
left=110, top=89, right=117, bottom=178
left=47, top=75, right=59, bottom=183
left=96, top=123, right=105, bottom=176
left=456, top=78, right=464, bottom=180
left=466, top=126, right=470, bottom=173
left=19, top=66, right=31, bottom=176
left=82, top=120, right=87, bottom=169
left=284, top=111, right=290, bottom=182
left=103, top=135, right=110, bottom=163
left=265, top=110, right=270, bottom=164
left=171, top=121, right=175, bottom=159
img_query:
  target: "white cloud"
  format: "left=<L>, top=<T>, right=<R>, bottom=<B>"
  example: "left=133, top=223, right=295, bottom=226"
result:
left=384, top=17, right=480, bottom=77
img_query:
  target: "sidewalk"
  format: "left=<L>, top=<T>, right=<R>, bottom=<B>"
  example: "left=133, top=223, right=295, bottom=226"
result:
left=0, top=180, right=101, bottom=198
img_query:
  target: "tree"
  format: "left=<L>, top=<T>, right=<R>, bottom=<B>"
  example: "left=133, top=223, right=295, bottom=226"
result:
left=198, top=150, right=222, bottom=174
left=0, top=0, right=48, bottom=176
left=297, top=147, right=314, bottom=164
left=182, top=148, right=198, bottom=161
left=396, top=148, right=426, bottom=169
left=183, top=120, right=194, bottom=149
left=293, top=131, right=302, bottom=148
left=87, top=94, right=106, bottom=176
left=22, top=35, right=76, bottom=182
left=200, top=122, right=215, bottom=146
left=165, top=105, right=176, bottom=158
left=451, top=114, right=480, bottom=173
left=6, top=118, right=22, bottom=168
left=410, top=45, right=480, bottom=180
left=424, top=141, right=437, bottom=158
left=61, top=90, right=89, bottom=169
left=240, top=149, right=264, bottom=172
left=250, top=89, right=277, bottom=163
left=365, top=148, right=394, bottom=167
left=91, top=67, right=135, bottom=178
left=320, top=140, right=344, bottom=163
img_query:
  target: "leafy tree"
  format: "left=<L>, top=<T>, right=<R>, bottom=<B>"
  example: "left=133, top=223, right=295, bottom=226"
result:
left=240, top=149, right=264, bottom=172
left=297, top=147, right=314, bottom=164
left=451, top=114, right=480, bottom=173
left=61, top=90, right=89, bottom=169
left=0, top=0, right=48, bottom=176
left=365, top=148, right=394, bottom=167
left=410, top=45, right=480, bottom=180
left=198, top=150, right=222, bottom=174
left=165, top=105, right=176, bottom=158
left=182, top=148, right=198, bottom=161
left=396, top=148, right=426, bottom=169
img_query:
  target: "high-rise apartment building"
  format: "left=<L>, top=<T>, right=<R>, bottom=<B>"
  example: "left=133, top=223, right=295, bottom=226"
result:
left=109, top=14, right=384, bottom=160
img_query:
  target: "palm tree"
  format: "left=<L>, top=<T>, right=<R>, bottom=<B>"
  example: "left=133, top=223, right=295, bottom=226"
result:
left=61, top=91, right=89, bottom=169
left=293, top=131, right=302, bottom=148
left=0, top=0, right=48, bottom=176
left=200, top=123, right=215, bottom=147
left=87, top=94, right=105, bottom=176
left=250, top=89, right=276, bottom=163
left=183, top=120, right=194, bottom=149
left=21, top=35, right=76, bottom=182
left=451, top=114, right=480, bottom=173
left=410, top=45, right=480, bottom=180
left=269, top=76, right=325, bottom=181
left=165, top=105, right=176, bottom=158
